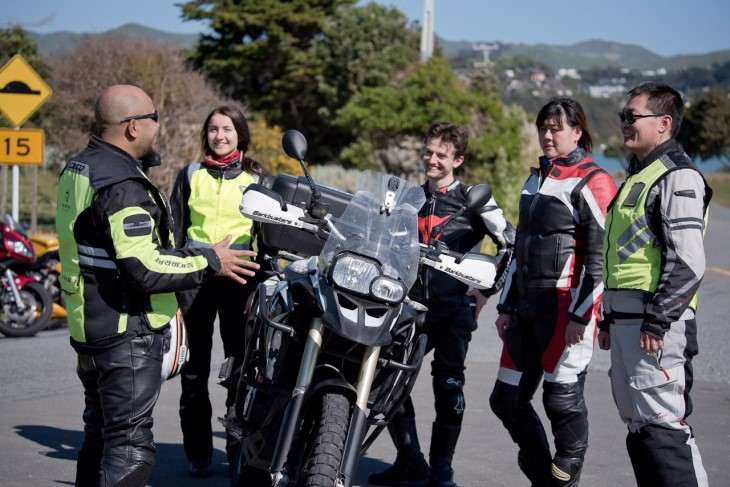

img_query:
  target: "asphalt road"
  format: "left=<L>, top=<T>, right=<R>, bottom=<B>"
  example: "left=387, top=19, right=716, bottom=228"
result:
left=1, top=204, right=728, bottom=486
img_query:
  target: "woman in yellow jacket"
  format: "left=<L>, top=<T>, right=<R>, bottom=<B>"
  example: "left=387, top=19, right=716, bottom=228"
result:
left=170, top=105, right=272, bottom=478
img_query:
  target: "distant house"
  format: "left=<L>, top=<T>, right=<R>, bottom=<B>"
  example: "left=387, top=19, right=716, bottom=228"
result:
left=557, top=68, right=581, bottom=80
left=588, top=85, right=627, bottom=98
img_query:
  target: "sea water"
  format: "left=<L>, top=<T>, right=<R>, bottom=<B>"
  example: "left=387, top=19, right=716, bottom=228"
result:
left=592, top=152, right=726, bottom=174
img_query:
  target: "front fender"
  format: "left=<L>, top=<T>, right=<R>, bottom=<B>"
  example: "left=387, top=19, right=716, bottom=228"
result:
left=13, top=273, right=39, bottom=289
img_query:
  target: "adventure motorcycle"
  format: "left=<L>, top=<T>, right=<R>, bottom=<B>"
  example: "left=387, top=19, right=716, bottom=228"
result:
left=218, top=130, right=499, bottom=486
left=0, top=215, right=53, bottom=337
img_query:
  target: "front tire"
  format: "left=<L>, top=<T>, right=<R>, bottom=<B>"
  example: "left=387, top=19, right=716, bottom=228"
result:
left=302, top=392, right=351, bottom=487
left=0, top=281, right=53, bottom=337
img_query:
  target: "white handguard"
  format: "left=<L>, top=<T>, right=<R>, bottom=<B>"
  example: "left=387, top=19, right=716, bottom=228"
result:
left=240, top=185, right=319, bottom=234
left=420, top=251, right=497, bottom=290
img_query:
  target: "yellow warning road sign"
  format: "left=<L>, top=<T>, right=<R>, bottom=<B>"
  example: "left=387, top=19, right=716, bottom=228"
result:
left=0, top=128, right=44, bottom=165
left=0, top=55, right=53, bottom=127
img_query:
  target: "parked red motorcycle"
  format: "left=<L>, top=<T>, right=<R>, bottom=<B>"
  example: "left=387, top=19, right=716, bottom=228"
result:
left=0, top=215, right=52, bottom=337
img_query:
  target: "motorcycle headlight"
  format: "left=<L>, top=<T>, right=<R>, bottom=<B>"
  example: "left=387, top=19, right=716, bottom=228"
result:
left=330, top=253, right=407, bottom=304
left=8, top=239, right=33, bottom=259
left=370, top=276, right=406, bottom=304
left=331, top=254, right=381, bottom=295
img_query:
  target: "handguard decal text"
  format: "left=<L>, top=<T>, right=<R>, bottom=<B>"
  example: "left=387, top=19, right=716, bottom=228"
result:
left=442, top=266, right=482, bottom=284
left=251, top=210, right=295, bottom=225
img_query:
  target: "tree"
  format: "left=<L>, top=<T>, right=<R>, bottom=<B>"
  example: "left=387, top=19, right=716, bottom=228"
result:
left=182, top=0, right=351, bottom=155
left=42, top=33, right=228, bottom=194
left=677, top=90, right=730, bottom=170
left=312, top=2, right=420, bottom=158
left=181, top=0, right=419, bottom=162
left=44, top=33, right=302, bottom=194
left=0, top=25, right=49, bottom=87
left=333, top=56, right=529, bottom=219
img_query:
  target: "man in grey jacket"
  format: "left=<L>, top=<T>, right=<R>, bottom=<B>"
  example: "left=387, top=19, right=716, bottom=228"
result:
left=598, top=82, right=711, bottom=487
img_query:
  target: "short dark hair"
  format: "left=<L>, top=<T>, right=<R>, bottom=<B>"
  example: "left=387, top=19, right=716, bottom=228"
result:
left=424, top=122, right=469, bottom=159
left=627, top=82, right=684, bottom=138
left=201, top=105, right=263, bottom=175
left=535, top=97, right=593, bottom=153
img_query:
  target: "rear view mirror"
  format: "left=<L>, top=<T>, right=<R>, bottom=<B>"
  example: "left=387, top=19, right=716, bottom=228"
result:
left=282, top=130, right=308, bottom=161
left=465, top=184, right=492, bottom=210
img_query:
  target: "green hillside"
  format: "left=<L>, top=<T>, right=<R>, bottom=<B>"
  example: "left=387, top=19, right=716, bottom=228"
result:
left=30, top=23, right=198, bottom=56
left=439, top=37, right=730, bottom=70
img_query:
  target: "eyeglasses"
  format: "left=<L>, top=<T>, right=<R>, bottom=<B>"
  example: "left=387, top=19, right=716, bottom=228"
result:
left=119, top=110, right=159, bottom=124
left=618, top=109, right=666, bottom=125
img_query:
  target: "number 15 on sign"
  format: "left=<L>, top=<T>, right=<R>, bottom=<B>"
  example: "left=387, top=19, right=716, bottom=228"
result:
left=0, top=128, right=44, bottom=165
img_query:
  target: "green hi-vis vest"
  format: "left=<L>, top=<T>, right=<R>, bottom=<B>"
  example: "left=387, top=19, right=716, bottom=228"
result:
left=185, top=164, right=255, bottom=253
left=57, top=161, right=178, bottom=343
left=603, top=159, right=706, bottom=309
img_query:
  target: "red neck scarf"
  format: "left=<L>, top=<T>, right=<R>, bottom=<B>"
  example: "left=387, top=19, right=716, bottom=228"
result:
left=203, top=149, right=241, bottom=169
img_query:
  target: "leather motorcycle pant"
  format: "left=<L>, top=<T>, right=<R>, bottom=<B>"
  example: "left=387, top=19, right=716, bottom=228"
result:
left=178, top=277, right=250, bottom=463
left=490, top=377, right=551, bottom=486
left=543, top=372, right=588, bottom=486
left=421, top=301, right=475, bottom=426
left=75, top=333, right=163, bottom=487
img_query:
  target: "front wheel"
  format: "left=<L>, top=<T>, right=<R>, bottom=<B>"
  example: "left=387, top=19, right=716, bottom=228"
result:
left=0, top=281, right=53, bottom=337
left=302, top=392, right=351, bottom=487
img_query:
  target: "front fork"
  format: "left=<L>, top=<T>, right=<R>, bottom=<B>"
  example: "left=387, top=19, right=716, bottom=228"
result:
left=4, top=269, right=26, bottom=309
left=269, top=318, right=381, bottom=487
left=339, top=344, right=380, bottom=486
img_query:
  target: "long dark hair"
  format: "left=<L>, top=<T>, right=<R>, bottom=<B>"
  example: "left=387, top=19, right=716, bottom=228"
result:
left=535, top=98, right=593, bottom=153
left=201, top=105, right=264, bottom=175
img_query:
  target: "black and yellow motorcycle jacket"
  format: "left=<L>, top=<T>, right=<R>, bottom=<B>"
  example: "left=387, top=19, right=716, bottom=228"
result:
left=56, top=136, right=220, bottom=354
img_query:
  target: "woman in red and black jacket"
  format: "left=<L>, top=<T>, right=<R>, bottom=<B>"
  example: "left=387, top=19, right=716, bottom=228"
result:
left=490, top=98, right=617, bottom=487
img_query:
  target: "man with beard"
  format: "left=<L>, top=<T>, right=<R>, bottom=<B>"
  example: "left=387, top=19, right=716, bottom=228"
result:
left=56, top=84, right=260, bottom=486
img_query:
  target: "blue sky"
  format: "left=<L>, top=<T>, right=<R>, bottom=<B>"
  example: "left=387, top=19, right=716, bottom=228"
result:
left=2, top=1, right=729, bottom=58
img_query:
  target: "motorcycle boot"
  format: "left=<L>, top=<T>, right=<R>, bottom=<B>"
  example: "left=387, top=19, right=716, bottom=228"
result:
left=368, top=412, right=430, bottom=485
left=428, top=422, right=461, bottom=487
left=490, top=379, right=551, bottom=486
left=543, top=374, right=588, bottom=487
left=547, top=457, right=584, bottom=487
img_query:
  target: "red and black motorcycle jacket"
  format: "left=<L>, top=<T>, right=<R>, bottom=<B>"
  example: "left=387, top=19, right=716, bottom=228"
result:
left=411, top=180, right=515, bottom=305
left=497, top=148, right=617, bottom=324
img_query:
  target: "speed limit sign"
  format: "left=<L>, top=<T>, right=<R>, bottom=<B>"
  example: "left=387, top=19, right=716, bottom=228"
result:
left=0, top=127, right=44, bottom=165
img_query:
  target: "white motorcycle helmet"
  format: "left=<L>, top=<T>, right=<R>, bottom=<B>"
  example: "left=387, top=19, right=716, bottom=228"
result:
left=161, top=309, right=189, bottom=382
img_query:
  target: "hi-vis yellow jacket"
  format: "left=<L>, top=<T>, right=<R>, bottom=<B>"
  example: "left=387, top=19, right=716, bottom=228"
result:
left=56, top=137, right=219, bottom=353
left=602, top=140, right=711, bottom=338
left=170, top=161, right=261, bottom=252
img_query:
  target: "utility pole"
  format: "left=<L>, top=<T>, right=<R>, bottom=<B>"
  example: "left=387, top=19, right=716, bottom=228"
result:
left=420, top=0, right=434, bottom=62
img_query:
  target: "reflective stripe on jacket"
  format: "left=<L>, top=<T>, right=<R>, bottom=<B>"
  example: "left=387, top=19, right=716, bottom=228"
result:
left=56, top=137, right=218, bottom=351
left=602, top=140, right=711, bottom=336
left=603, top=159, right=666, bottom=292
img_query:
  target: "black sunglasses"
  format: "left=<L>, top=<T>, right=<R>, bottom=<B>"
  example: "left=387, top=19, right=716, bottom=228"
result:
left=119, top=110, right=159, bottom=124
left=618, top=109, right=666, bottom=125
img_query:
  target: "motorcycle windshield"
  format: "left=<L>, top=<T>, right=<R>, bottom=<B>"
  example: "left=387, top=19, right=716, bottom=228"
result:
left=319, top=170, right=426, bottom=290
